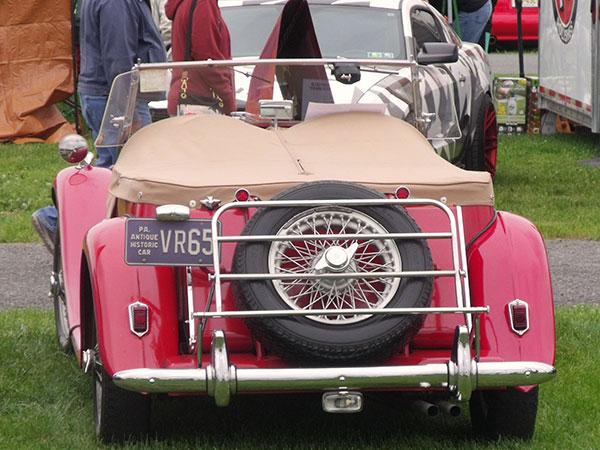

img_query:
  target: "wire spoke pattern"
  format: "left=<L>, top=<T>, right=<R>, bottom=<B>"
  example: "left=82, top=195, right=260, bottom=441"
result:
left=268, top=207, right=402, bottom=324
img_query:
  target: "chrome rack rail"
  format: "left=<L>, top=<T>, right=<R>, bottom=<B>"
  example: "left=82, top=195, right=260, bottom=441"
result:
left=195, top=198, right=484, bottom=323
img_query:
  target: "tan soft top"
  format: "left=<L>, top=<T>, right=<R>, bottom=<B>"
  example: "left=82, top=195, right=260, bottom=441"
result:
left=110, top=112, right=494, bottom=206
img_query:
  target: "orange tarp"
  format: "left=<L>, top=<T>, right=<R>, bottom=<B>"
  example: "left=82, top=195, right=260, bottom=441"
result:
left=0, top=0, right=76, bottom=143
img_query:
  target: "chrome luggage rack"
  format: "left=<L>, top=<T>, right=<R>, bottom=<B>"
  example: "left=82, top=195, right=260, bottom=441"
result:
left=190, top=198, right=489, bottom=350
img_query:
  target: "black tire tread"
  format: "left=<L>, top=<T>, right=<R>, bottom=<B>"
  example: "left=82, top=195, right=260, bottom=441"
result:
left=470, top=386, right=539, bottom=440
left=52, top=221, right=72, bottom=352
left=95, top=364, right=151, bottom=443
left=464, top=94, right=495, bottom=175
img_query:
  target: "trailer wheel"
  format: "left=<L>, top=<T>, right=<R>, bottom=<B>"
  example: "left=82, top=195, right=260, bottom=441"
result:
left=470, top=387, right=539, bottom=440
left=233, top=181, right=434, bottom=364
left=465, top=94, right=498, bottom=179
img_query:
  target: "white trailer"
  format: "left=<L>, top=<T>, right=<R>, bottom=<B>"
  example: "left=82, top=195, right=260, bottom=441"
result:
left=539, top=0, right=600, bottom=132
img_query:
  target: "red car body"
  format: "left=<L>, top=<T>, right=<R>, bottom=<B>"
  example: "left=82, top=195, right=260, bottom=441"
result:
left=49, top=37, right=554, bottom=441
left=491, top=0, right=539, bottom=43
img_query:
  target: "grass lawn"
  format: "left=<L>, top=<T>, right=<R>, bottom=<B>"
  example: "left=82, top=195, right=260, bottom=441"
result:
left=1, top=132, right=599, bottom=243
left=0, top=306, right=598, bottom=449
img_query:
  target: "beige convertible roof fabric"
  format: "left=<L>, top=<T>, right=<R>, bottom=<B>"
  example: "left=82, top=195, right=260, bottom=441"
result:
left=110, top=112, right=494, bottom=207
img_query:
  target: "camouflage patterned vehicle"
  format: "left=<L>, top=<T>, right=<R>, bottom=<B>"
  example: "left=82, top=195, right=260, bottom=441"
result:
left=220, top=0, right=499, bottom=177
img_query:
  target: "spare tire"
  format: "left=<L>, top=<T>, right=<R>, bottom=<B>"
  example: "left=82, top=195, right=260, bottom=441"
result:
left=233, top=181, right=433, bottom=364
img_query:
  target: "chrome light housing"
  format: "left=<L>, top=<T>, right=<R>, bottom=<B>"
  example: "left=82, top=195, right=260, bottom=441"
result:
left=58, top=134, right=89, bottom=164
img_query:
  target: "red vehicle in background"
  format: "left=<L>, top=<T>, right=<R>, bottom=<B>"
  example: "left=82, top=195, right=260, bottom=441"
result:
left=491, top=0, right=539, bottom=46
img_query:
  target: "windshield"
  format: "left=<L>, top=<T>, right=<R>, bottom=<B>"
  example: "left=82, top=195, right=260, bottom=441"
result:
left=222, top=5, right=406, bottom=59
left=96, top=60, right=461, bottom=150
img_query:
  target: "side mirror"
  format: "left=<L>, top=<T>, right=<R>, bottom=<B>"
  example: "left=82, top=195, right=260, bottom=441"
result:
left=416, top=42, right=459, bottom=65
left=58, top=134, right=89, bottom=164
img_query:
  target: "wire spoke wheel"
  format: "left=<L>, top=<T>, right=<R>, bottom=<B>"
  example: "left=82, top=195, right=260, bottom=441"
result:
left=53, top=222, right=72, bottom=352
left=269, top=207, right=401, bottom=324
left=233, top=181, right=433, bottom=363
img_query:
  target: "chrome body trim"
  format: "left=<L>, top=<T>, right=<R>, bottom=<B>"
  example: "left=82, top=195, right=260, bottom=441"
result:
left=456, top=206, right=473, bottom=331
left=193, top=306, right=488, bottom=320
left=186, top=267, right=196, bottom=349
left=156, top=204, right=191, bottom=221
left=113, top=328, right=556, bottom=406
left=128, top=301, right=149, bottom=337
left=508, top=299, right=530, bottom=336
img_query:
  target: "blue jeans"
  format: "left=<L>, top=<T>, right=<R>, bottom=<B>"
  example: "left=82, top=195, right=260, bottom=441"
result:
left=455, top=1, right=493, bottom=44
left=36, top=96, right=152, bottom=234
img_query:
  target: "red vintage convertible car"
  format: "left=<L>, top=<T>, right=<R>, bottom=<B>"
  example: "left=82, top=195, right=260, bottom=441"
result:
left=50, top=54, right=555, bottom=443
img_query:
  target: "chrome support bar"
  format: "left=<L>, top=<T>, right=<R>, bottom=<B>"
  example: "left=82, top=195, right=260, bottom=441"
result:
left=186, top=267, right=196, bottom=349
left=113, top=328, right=556, bottom=407
left=193, top=306, right=489, bottom=320
left=136, top=58, right=418, bottom=71
left=211, top=269, right=457, bottom=282
left=216, top=231, right=453, bottom=242
left=456, top=206, right=473, bottom=331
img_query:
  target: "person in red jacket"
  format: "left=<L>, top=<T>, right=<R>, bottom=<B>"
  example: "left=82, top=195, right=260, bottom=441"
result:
left=165, top=0, right=236, bottom=115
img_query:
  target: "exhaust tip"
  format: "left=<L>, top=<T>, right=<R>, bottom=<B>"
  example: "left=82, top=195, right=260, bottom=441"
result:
left=412, top=399, right=439, bottom=417
left=437, top=400, right=461, bottom=417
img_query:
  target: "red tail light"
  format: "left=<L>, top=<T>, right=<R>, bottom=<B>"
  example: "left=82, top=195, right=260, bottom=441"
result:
left=129, top=302, right=149, bottom=337
left=395, top=186, right=411, bottom=199
left=508, top=299, right=529, bottom=335
left=235, top=188, right=251, bottom=202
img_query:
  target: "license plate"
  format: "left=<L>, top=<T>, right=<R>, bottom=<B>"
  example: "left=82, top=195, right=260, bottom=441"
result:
left=512, top=0, right=538, bottom=7
left=125, top=218, right=218, bottom=266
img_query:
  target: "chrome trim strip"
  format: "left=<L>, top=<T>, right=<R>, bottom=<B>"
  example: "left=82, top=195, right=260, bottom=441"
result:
left=186, top=267, right=196, bottom=349
left=156, top=204, right=191, bottom=221
left=193, top=306, right=489, bottom=320
left=213, top=269, right=455, bottom=281
left=216, top=231, right=453, bottom=242
left=135, top=58, right=418, bottom=71
left=456, top=206, right=473, bottom=331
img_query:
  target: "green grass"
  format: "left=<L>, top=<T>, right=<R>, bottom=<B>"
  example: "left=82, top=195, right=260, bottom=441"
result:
left=0, top=143, right=69, bottom=242
left=494, top=133, right=600, bottom=239
left=1, top=133, right=599, bottom=243
left=1, top=306, right=598, bottom=448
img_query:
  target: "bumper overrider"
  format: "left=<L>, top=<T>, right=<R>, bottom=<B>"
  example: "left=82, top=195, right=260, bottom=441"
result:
left=113, top=326, right=556, bottom=407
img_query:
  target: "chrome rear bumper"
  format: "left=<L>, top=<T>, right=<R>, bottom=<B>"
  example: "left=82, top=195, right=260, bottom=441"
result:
left=113, top=327, right=556, bottom=406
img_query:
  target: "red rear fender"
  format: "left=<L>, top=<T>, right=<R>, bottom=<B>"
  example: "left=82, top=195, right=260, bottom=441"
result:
left=468, top=211, right=556, bottom=372
left=83, top=217, right=179, bottom=376
left=54, top=166, right=112, bottom=354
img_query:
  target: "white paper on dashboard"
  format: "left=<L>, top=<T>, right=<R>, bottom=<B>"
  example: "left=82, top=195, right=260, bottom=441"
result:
left=304, top=102, right=387, bottom=121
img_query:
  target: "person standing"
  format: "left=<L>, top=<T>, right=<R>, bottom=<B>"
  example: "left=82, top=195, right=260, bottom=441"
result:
left=454, top=0, right=493, bottom=44
left=78, top=0, right=167, bottom=167
left=32, top=0, right=167, bottom=253
left=165, top=0, right=235, bottom=115
left=150, top=0, right=172, bottom=55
